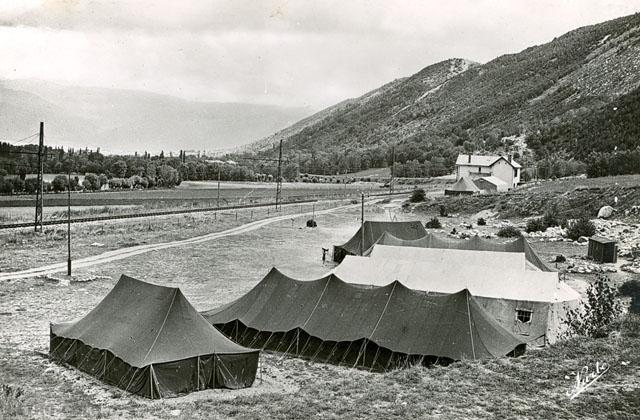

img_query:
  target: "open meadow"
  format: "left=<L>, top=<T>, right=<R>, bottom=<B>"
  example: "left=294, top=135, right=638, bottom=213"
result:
left=0, top=190, right=638, bottom=419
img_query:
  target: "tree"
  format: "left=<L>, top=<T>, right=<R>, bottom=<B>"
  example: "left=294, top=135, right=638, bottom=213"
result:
left=52, top=175, right=68, bottom=192
left=564, top=275, right=622, bottom=338
left=112, top=160, right=128, bottom=178
left=82, top=173, right=100, bottom=191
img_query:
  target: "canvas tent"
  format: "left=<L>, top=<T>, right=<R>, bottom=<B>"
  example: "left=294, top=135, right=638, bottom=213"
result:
left=364, top=232, right=554, bottom=272
left=336, top=247, right=581, bottom=345
left=444, top=176, right=480, bottom=196
left=50, top=275, right=259, bottom=398
left=333, top=221, right=427, bottom=262
left=203, top=268, right=525, bottom=371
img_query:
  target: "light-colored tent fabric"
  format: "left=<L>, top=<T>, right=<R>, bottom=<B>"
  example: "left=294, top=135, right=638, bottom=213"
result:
left=364, top=232, right=554, bottom=272
left=370, top=245, right=527, bottom=272
left=335, top=250, right=581, bottom=345
left=335, top=254, right=579, bottom=303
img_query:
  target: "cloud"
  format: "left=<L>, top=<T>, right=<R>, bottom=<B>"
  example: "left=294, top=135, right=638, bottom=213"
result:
left=1, top=1, right=639, bottom=109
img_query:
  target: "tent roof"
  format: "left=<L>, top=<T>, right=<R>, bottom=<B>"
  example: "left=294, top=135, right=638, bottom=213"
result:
left=335, top=221, right=427, bottom=256
left=203, top=268, right=525, bottom=361
left=446, top=176, right=481, bottom=193
left=335, top=254, right=580, bottom=303
left=369, top=245, right=527, bottom=271
left=51, top=275, right=255, bottom=367
left=365, top=232, right=554, bottom=272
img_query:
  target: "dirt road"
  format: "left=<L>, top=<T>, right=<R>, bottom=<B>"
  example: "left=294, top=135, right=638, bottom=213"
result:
left=0, top=202, right=356, bottom=281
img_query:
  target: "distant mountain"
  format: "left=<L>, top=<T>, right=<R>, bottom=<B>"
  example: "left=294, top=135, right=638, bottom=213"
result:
left=247, top=13, right=640, bottom=174
left=0, top=79, right=311, bottom=154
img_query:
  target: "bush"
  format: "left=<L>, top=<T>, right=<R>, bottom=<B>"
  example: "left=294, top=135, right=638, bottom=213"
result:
left=477, top=217, right=486, bottom=226
left=564, top=275, right=623, bottom=338
left=496, top=226, right=521, bottom=238
left=425, top=217, right=442, bottom=229
left=409, top=188, right=426, bottom=203
left=526, top=218, right=547, bottom=233
left=52, top=175, right=68, bottom=192
left=566, top=215, right=596, bottom=241
left=619, top=280, right=640, bottom=314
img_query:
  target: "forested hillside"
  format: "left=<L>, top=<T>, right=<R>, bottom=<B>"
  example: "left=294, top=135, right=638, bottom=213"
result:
left=246, top=13, right=640, bottom=178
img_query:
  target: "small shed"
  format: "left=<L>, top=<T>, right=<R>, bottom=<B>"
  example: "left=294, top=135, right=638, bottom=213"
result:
left=588, top=236, right=618, bottom=263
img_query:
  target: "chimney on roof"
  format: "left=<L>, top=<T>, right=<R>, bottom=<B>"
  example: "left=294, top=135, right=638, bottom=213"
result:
left=468, top=154, right=471, bottom=163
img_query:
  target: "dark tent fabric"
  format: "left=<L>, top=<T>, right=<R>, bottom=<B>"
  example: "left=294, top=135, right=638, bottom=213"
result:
left=364, top=232, right=553, bottom=272
left=202, top=268, right=525, bottom=371
left=444, top=177, right=480, bottom=196
left=333, top=221, right=427, bottom=262
left=50, top=275, right=259, bottom=398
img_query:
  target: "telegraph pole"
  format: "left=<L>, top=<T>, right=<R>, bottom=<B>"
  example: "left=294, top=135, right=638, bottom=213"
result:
left=67, top=165, right=72, bottom=276
left=389, top=145, right=396, bottom=195
left=360, top=192, right=365, bottom=256
left=34, top=122, right=44, bottom=232
left=275, top=139, right=283, bottom=211
left=217, top=168, right=221, bottom=207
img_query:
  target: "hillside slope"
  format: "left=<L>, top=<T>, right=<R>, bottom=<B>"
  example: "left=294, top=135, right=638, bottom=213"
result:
left=0, top=79, right=311, bottom=154
left=247, top=13, right=640, bottom=176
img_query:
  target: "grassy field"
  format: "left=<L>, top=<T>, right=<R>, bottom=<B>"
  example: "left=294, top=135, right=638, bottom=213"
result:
left=0, top=181, right=392, bottom=223
left=0, top=194, right=638, bottom=418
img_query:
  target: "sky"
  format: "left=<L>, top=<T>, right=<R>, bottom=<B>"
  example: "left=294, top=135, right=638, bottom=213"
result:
left=1, top=0, right=640, bottom=110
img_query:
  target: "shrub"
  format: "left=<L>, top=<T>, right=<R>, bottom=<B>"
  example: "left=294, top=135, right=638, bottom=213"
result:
left=425, top=217, right=442, bottom=229
left=564, top=275, right=623, bottom=338
left=619, top=280, right=640, bottom=314
left=566, top=215, right=596, bottom=241
left=52, top=175, right=68, bottom=192
left=496, top=226, right=521, bottom=238
left=526, top=218, right=547, bottom=233
left=477, top=217, right=486, bottom=226
left=409, top=188, right=426, bottom=203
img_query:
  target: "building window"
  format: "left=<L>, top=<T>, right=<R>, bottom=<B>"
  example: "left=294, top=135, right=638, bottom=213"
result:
left=516, top=309, right=532, bottom=323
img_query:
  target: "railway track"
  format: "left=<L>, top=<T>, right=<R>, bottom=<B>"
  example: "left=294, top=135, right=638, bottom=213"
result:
left=0, top=189, right=414, bottom=230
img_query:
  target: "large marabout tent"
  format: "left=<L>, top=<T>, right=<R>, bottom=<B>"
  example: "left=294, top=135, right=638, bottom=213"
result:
left=333, top=221, right=427, bottom=262
left=364, top=232, right=554, bottom=271
left=336, top=247, right=581, bottom=345
left=203, top=268, right=525, bottom=371
left=444, top=176, right=481, bottom=195
left=50, top=275, right=259, bottom=398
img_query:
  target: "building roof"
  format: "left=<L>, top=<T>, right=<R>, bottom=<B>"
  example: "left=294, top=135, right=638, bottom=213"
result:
left=477, top=176, right=509, bottom=187
left=455, top=154, right=522, bottom=169
left=589, top=236, right=617, bottom=244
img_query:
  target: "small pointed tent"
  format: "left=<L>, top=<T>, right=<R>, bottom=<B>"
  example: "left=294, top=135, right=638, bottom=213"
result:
left=444, top=176, right=480, bottom=195
left=203, top=268, right=525, bottom=371
left=50, top=275, right=259, bottom=398
left=333, top=221, right=427, bottom=262
left=364, top=232, right=554, bottom=272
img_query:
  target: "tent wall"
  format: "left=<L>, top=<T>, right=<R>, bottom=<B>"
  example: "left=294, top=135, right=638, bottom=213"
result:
left=204, top=269, right=526, bottom=369
left=50, top=333, right=258, bottom=398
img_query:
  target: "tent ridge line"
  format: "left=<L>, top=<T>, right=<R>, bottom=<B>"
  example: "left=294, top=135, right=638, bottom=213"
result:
left=142, top=288, right=178, bottom=364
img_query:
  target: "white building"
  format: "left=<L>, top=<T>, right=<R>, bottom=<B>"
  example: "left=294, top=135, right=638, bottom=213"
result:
left=455, top=154, right=521, bottom=189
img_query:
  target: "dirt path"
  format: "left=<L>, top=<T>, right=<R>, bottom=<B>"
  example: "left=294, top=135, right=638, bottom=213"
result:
left=0, top=202, right=356, bottom=281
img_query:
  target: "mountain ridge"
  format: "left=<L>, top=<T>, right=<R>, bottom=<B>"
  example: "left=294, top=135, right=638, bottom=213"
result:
left=0, top=79, right=312, bottom=154
left=244, top=13, right=640, bottom=178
